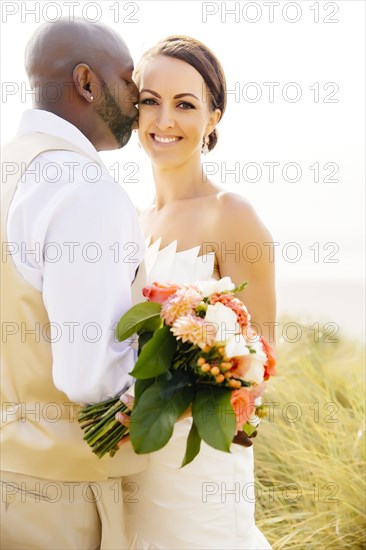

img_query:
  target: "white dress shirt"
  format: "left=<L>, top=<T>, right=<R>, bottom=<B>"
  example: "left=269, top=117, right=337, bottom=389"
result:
left=7, top=109, right=144, bottom=403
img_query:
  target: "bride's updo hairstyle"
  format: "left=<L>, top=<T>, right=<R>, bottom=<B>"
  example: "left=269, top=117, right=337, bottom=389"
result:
left=134, top=36, right=227, bottom=152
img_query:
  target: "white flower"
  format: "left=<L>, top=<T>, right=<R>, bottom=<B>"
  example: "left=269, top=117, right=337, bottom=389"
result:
left=250, top=341, right=268, bottom=367
left=254, top=396, right=262, bottom=407
left=248, top=396, right=262, bottom=428
left=242, top=360, right=265, bottom=385
left=248, top=397, right=262, bottom=427
left=242, top=341, right=267, bottom=384
left=225, top=334, right=250, bottom=358
left=195, top=276, right=235, bottom=297
left=204, top=302, right=239, bottom=343
left=248, top=413, right=261, bottom=427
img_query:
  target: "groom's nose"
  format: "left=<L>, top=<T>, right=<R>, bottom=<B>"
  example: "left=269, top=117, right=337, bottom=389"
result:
left=130, top=81, right=139, bottom=105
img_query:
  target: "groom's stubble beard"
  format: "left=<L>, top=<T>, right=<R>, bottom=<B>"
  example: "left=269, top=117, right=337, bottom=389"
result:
left=95, top=80, right=137, bottom=148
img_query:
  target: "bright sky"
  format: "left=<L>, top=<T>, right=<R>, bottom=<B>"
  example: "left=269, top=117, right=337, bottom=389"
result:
left=1, top=0, right=365, bottom=336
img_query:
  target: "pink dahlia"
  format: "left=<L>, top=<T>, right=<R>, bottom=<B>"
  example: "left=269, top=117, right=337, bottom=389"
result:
left=161, top=287, right=202, bottom=326
left=171, top=314, right=216, bottom=349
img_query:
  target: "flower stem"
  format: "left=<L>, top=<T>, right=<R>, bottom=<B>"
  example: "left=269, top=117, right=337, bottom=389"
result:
left=92, top=424, right=128, bottom=458
left=83, top=401, right=128, bottom=445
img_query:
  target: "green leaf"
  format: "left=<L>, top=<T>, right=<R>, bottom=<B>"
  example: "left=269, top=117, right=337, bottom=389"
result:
left=137, top=331, right=154, bottom=353
left=116, top=302, right=162, bottom=341
left=130, top=325, right=177, bottom=379
left=181, top=421, right=201, bottom=467
left=130, top=380, right=193, bottom=453
left=160, top=371, right=191, bottom=400
left=139, top=316, right=163, bottom=334
left=231, top=281, right=248, bottom=294
left=192, top=388, right=236, bottom=453
left=134, top=371, right=175, bottom=406
left=242, top=422, right=257, bottom=437
left=134, top=378, right=155, bottom=405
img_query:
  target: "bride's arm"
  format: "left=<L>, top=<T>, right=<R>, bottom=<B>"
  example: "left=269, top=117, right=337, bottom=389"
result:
left=216, top=192, right=276, bottom=346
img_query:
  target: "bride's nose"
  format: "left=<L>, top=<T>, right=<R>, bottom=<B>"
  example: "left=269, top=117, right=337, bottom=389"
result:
left=155, top=105, right=175, bottom=130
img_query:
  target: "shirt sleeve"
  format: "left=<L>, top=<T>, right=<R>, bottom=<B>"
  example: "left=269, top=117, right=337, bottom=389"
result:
left=9, top=152, right=144, bottom=403
left=38, top=162, right=144, bottom=403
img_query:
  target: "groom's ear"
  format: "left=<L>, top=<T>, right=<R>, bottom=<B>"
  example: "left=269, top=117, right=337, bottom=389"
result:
left=73, top=63, right=97, bottom=103
left=206, top=108, right=221, bottom=136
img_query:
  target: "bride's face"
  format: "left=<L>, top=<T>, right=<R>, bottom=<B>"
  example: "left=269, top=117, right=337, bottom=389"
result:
left=137, top=56, right=220, bottom=167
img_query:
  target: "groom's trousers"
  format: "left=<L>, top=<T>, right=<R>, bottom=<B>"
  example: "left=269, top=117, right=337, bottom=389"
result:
left=0, top=470, right=130, bottom=549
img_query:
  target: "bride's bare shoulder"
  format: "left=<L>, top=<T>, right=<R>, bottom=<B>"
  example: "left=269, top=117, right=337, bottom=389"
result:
left=215, top=191, right=272, bottom=241
left=216, top=190, right=255, bottom=216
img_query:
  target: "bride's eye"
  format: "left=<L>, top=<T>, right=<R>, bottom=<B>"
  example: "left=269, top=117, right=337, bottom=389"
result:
left=139, top=98, right=157, bottom=106
left=177, top=101, right=195, bottom=110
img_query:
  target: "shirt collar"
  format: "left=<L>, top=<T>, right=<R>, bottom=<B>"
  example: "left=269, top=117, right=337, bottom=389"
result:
left=16, top=109, right=99, bottom=160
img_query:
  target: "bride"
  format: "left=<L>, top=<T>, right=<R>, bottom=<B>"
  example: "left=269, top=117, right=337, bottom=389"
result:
left=124, top=36, right=275, bottom=549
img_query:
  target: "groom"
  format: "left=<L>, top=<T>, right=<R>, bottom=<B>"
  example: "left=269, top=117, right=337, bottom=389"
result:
left=1, top=19, right=147, bottom=549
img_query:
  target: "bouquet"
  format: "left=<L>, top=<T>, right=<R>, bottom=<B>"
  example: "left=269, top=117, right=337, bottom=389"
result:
left=79, top=277, right=276, bottom=466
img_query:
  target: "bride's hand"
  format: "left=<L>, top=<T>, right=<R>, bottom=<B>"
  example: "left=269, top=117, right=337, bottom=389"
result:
left=115, top=393, right=134, bottom=447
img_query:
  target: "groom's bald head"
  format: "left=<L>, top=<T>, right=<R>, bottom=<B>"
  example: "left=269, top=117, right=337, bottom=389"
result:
left=25, top=18, right=132, bottom=87
left=24, top=19, right=139, bottom=151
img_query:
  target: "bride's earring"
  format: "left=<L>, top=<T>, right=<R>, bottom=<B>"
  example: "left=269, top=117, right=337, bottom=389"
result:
left=202, top=135, right=209, bottom=155
left=133, top=129, right=141, bottom=148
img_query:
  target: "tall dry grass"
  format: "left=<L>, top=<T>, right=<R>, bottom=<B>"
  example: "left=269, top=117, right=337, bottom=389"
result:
left=254, top=320, right=365, bottom=549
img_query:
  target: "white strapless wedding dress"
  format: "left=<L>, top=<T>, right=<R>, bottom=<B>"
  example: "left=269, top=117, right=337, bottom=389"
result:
left=124, top=239, right=272, bottom=550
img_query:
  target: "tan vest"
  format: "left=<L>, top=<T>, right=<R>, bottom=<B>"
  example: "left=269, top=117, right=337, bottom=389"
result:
left=1, top=132, right=147, bottom=481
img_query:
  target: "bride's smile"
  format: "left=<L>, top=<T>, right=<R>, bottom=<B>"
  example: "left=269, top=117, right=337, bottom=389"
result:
left=150, top=133, right=183, bottom=144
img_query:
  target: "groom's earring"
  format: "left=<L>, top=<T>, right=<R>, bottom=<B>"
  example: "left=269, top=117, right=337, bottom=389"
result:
left=202, top=135, right=209, bottom=155
left=85, top=83, right=94, bottom=102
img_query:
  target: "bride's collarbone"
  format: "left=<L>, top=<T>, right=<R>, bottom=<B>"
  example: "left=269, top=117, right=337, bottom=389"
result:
left=143, top=194, right=220, bottom=222
left=144, top=200, right=221, bottom=231
left=140, top=197, right=225, bottom=255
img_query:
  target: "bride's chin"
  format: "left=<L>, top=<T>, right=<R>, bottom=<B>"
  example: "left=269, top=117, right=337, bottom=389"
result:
left=149, top=154, right=184, bottom=170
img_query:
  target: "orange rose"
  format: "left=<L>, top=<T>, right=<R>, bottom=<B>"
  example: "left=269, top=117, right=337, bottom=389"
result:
left=260, top=337, right=276, bottom=380
left=230, top=388, right=256, bottom=433
left=142, top=282, right=181, bottom=304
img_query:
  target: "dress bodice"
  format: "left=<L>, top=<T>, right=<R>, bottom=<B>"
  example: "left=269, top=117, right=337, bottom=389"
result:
left=143, top=237, right=216, bottom=284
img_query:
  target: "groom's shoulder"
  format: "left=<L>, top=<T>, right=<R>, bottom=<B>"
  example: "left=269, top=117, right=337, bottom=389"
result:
left=38, top=149, right=132, bottom=199
left=12, top=144, right=137, bottom=216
